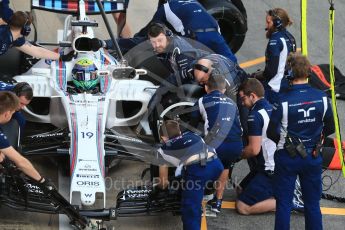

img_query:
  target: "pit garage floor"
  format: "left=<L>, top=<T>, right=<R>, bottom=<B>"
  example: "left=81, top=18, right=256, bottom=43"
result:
left=1, top=0, right=345, bottom=229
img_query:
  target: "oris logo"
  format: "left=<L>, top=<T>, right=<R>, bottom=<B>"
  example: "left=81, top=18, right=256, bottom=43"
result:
left=76, top=181, right=100, bottom=186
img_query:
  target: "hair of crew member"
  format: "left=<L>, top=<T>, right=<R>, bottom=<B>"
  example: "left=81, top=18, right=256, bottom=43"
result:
left=159, top=119, right=181, bottom=142
left=205, top=70, right=226, bottom=93
left=13, top=82, right=33, bottom=110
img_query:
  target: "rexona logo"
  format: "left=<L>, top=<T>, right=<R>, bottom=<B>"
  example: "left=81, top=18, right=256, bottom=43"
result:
left=76, top=181, right=100, bottom=186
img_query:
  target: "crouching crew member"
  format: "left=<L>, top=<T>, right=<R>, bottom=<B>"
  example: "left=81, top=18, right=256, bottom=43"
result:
left=190, top=71, right=243, bottom=213
left=0, top=81, right=33, bottom=130
left=236, top=78, right=276, bottom=215
left=0, top=91, right=49, bottom=185
left=157, top=120, right=223, bottom=230
left=267, top=53, right=335, bottom=230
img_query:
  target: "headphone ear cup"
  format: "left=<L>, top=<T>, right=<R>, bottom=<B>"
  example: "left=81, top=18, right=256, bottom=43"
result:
left=273, top=17, right=283, bottom=30
left=165, top=29, right=173, bottom=37
left=21, top=25, right=31, bottom=36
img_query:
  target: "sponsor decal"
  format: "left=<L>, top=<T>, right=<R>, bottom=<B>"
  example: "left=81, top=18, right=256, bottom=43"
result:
left=76, top=181, right=100, bottom=187
left=76, top=174, right=100, bottom=179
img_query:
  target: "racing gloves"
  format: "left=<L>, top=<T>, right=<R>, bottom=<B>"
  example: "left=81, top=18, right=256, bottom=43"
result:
left=59, top=50, right=75, bottom=62
left=90, top=38, right=107, bottom=52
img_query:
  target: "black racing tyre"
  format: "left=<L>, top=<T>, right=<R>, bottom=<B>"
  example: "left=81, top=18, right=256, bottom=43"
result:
left=199, top=0, right=247, bottom=53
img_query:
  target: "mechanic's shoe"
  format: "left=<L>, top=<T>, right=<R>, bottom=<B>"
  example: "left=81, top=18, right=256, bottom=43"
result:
left=292, top=180, right=304, bottom=212
left=207, top=198, right=222, bottom=213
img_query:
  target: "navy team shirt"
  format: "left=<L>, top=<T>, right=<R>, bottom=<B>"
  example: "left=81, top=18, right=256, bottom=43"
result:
left=158, top=131, right=214, bottom=167
left=0, top=25, right=25, bottom=55
left=247, top=98, right=276, bottom=171
left=191, top=90, right=242, bottom=146
left=0, top=0, right=13, bottom=22
left=263, top=29, right=296, bottom=93
left=268, top=84, right=334, bottom=150
left=0, top=128, right=10, bottom=149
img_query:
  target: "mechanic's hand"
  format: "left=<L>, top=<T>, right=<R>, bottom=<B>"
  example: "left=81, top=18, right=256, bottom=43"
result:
left=0, top=152, right=5, bottom=163
left=90, top=38, right=106, bottom=52
left=59, top=51, right=75, bottom=62
left=38, top=177, right=57, bottom=193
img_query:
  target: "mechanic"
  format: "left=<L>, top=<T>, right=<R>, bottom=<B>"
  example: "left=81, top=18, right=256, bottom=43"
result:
left=157, top=120, right=223, bottom=230
left=267, top=53, right=334, bottom=230
left=235, top=78, right=276, bottom=215
left=259, top=8, right=296, bottom=104
left=193, top=54, right=247, bottom=101
left=0, top=81, right=33, bottom=130
left=0, top=91, right=49, bottom=184
left=0, top=0, right=12, bottom=25
left=190, top=72, right=243, bottom=213
left=0, top=11, right=74, bottom=61
left=143, top=22, right=209, bottom=139
left=135, top=0, right=237, bottom=63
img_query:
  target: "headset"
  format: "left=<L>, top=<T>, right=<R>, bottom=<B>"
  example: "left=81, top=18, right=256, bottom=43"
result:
left=268, top=9, right=283, bottom=31
left=21, top=12, right=31, bottom=37
left=150, top=22, right=173, bottom=37
left=193, top=63, right=210, bottom=73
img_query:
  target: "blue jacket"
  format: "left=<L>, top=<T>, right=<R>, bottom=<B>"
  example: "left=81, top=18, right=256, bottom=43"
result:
left=263, top=29, right=296, bottom=93
left=191, top=90, right=242, bottom=146
left=247, top=98, right=275, bottom=171
left=267, top=84, right=334, bottom=150
left=0, top=25, right=25, bottom=55
left=0, top=0, right=13, bottom=22
left=158, top=131, right=214, bottom=167
left=152, top=0, right=218, bottom=36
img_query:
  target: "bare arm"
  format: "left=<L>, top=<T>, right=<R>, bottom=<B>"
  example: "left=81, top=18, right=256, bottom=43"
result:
left=241, top=136, right=262, bottom=159
left=16, top=42, right=60, bottom=60
left=1, top=147, right=41, bottom=181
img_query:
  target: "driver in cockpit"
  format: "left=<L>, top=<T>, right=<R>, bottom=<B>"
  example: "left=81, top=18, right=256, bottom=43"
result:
left=71, top=58, right=100, bottom=93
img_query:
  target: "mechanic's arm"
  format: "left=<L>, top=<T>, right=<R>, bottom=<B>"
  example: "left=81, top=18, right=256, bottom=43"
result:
left=241, top=112, right=263, bottom=158
left=16, top=42, right=59, bottom=60
left=267, top=103, right=283, bottom=145
left=1, top=146, right=41, bottom=181
left=12, top=111, right=26, bottom=130
left=241, top=136, right=262, bottom=158
left=189, top=100, right=201, bottom=128
left=16, top=42, right=75, bottom=61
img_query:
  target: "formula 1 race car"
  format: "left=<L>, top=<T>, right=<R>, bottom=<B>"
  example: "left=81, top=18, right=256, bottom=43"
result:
left=0, top=0, right=214, bottom=213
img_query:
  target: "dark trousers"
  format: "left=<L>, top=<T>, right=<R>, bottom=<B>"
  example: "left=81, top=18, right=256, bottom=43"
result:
left=274, top=149, right=323, bottom=230
left=181, top=158, right=223, bottom=230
